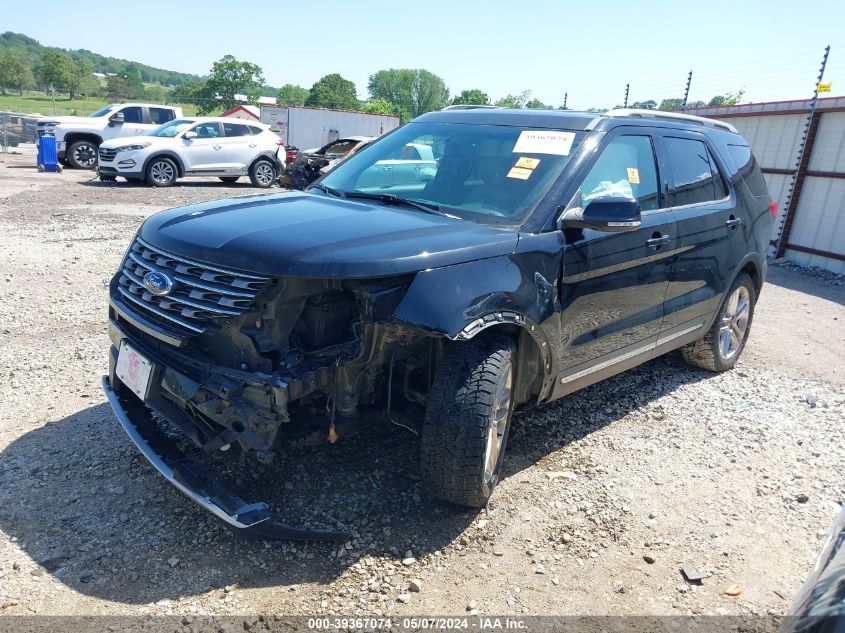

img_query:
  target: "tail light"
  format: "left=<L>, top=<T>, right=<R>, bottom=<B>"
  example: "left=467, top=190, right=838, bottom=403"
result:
left=769, top=202, right=778, bottom=219
left=276, top=140, right=285, bottom=146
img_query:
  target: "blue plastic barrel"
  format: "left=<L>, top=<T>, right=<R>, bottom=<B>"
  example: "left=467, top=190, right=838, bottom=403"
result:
left=37, top=130, right=61, bottom=173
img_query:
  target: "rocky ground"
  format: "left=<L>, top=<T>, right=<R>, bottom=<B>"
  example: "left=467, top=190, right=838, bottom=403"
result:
left=0, top=147, right=843, bottom=620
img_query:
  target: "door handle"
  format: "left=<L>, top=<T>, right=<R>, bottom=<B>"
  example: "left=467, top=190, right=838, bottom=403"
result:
left=213, top=145, right=222, bottom=150
left=249, top=144, right=257, bottom=148
left=726, top=217, right=742, bottom=228
left=382, top=166, right=393, bottom=171
left=135, top=128, right=145, bottom=133
left=646, top=234, right=671, bottom=248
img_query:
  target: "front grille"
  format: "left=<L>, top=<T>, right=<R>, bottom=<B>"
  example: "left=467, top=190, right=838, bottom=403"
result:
left=117, top=237, right=270, bottom=335
left=98, top=148, right=117, bottom=162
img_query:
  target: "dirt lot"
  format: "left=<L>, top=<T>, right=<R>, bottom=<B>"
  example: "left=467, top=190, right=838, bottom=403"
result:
left=0, top=147, right=843, bottom=619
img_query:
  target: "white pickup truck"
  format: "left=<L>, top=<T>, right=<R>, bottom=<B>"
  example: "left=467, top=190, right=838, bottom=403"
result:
left=37, top=103, right=183, bottom=169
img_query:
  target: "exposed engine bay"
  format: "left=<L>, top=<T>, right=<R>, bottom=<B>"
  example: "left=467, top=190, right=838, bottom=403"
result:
left=111, top=274, right=444, bottom=465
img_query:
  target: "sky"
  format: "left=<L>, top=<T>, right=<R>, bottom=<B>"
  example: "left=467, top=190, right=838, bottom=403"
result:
left=4, top=0, right=845, bottom=110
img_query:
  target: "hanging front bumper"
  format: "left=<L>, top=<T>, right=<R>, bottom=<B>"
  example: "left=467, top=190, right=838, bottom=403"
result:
left=100, top=376, right=349, bottom=541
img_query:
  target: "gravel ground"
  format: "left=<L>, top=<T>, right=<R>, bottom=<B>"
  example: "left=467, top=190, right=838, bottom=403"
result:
left=0, top=147, right=843, bottom=619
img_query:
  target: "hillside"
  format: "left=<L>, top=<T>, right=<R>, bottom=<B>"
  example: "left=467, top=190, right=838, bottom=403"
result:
left=0, top=31, right=201, bottom=87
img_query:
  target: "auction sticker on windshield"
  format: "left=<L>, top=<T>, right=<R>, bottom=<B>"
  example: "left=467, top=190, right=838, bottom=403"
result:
left=116, top=341, right=153, bottom=401
left=512, top=131, right=575, bottom=156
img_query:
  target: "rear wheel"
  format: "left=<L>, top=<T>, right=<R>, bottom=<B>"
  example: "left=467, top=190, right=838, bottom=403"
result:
left=145, top=157, right=178, bottom=187
left=219, top=176, right=240, bottom=183
left=249, top=159, right=277, bottom=188
left=681, top=273, right=755, bottom=372
left=421, top=334, right=516, bottom=507
left=67, top=140, right=98, bottom=169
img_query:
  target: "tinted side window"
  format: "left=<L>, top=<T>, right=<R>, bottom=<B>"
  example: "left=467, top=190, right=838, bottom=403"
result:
left=247, top=125, right=264, bottom=135
left=665, top=137, right=727, bottom=206
left=119, top=106, right=143, bottom=124
left=150, top=108, right=175, bottom=124
left=727, top=144, right=769, bottom=198
left=577, top=135, right=661, bottom=211
left=223, top=122, right=251, bottom=137
left=192, top=122, right=220, bottom=138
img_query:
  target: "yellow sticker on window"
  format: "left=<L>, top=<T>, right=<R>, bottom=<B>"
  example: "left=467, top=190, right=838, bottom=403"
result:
left=515, top=157, right=541, bottom=170
left=627, top=167, right=640, bottom=184
left=507, top=167, right=533, bottom=180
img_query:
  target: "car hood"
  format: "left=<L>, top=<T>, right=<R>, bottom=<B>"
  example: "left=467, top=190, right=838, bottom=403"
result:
left=100, top=135, right=166, bottom=148
left=138, top=192, right=519, bottom=278
left=38, top=115, right=100, bottom=124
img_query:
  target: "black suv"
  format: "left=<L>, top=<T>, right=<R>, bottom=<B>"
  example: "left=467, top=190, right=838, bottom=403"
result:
left=102, top=108, right=774, bottom=539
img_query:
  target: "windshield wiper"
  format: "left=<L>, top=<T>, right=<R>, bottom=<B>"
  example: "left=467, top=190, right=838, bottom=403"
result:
left=307, top=183, right=345, bottom=198
left=343, top=192, right=458, bottom=219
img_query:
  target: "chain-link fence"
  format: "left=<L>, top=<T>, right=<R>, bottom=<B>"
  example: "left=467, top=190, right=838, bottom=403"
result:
left=0, top=111, right=39, bottom=151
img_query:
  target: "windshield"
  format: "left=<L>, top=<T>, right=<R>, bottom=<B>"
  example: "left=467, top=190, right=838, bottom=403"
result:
left=320, top=121, right=587, bottom=226
left=89, top=104, right=117, bottom=117
left=150, top=119, right=194, bottom=137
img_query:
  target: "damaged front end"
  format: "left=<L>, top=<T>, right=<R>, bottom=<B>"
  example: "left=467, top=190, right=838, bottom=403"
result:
left=103, top=237, right=436, bottom=539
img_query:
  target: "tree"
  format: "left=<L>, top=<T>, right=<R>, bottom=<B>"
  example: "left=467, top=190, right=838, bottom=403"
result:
left=368, top=68, right=449, bottom=119
left=630, top=100, right=657, bottom=110
left=192, top=55, right=265, bottom=114
left=526, top=98, right=552, bottom=110
left=306, top=73, right=358, bottom=110
left=65, top=59, right=98, bottom=99
left=359, top=97, right=399, bottom=116
left=36, top=49, right=72, bottom=93
left=0, top=49, right=33, bottom=95
left=451, top=89, right=490, bottom=106
left=277, top=83, right=309, bottom=106
left=494, top=90, right=532, bottom=109
left=658, top=98, right=684, bottom=111
left=708, top=89, right=744, bottom=106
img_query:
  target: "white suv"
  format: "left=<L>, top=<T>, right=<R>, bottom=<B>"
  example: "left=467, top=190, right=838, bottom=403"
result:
left=37, top=103, right=183, bottom=169
left=96, top=118, right=283, bottom=188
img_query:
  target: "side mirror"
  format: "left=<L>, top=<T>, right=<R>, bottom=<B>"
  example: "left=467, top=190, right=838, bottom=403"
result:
left=560, top=197, right=642, bottom=232
left=109, top=112, right=125, bottom=126
left=183, top=130, right=197, bottom=140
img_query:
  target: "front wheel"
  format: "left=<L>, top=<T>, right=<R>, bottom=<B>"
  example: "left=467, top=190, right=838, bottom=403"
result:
left=681, top=273, right=756, bottom=372
left=145, top=157, right=178, bottom=187
left=420, top=335, right=516, bottom=507
left=249, top=159, right=277, bottom=188
left=67, top=140, right=98, bottom=169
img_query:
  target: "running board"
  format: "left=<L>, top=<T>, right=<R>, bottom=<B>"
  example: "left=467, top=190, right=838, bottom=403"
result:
left=100, top=376, right=349, bottom=542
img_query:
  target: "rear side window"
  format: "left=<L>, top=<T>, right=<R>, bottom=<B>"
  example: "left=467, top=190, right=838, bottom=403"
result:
left=223, top=122, right=252, bottom=137
left=149, top=107, right=175, bottom=124
left=247, top=125, right=264, bottom=135
left=665, top=137, right=728, bottom=206
left=727, top=144, right=769, bottom=198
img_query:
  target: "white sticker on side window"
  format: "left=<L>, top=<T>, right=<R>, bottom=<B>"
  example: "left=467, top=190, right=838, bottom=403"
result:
left=512, top=131, right=575, bottom=156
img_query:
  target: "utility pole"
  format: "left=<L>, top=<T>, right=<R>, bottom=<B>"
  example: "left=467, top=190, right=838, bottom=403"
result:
left=774, top=45, right=830, bottom=259
left=562, top=92, right=568, bottom=110
left=682, top=71, right=693, bottom=112
left=623, top=83, right=630, bottom=108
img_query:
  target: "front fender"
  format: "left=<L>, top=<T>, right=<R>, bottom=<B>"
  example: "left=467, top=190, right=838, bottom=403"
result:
left=392, top=237, right=564, bottom=401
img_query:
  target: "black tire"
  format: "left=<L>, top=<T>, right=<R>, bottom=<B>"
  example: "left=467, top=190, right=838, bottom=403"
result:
left=145, top=156, right=178, bottom=187
left=219, top=176, right=240, bottom=183
left=681, top=273, right=756, bottom=372
left=249, top=159, right=277, bottom=188
left=99, top=175, right=116, bottom=182
left=67, top=139, right=99, bottom=170
left=421, top=334, right=516, bottom=507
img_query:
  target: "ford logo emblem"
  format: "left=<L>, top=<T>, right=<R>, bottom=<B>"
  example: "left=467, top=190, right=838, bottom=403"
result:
left=142, top=271, right=173, bottom=296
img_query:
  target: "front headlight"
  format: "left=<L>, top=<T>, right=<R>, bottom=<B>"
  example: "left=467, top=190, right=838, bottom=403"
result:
left=115, top=142, right=152, bottom=152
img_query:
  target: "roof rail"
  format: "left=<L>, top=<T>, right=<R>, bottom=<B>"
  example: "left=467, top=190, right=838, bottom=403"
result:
left=602, top=108, right=738, bottom=133
left=440, top=104, right=500, bottom=111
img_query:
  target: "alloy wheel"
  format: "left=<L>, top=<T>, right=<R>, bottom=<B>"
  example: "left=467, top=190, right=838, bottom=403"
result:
left=73, top=143, right=97, bottom=168
left=718, top=285, right=751, bottom=361
left=150, top=161, right=175, bottom=185
left=483, top=361, right=512, bottom=483
left=255, top=163, right=274, bottom=186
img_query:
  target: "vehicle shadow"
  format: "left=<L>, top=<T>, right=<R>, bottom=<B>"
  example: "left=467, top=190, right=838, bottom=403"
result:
left=764, top=263, right=845, bottom=307
left=0, top=353, right=713, bottom=604
left=79, top=179, right=280, bottom=190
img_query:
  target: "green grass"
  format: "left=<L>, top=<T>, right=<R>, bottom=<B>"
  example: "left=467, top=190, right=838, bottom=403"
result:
left=0, top=92, right=198, bottom=117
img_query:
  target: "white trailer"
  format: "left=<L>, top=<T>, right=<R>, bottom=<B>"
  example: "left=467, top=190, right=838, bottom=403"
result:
left=260, top=105, right=400, bottom=150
